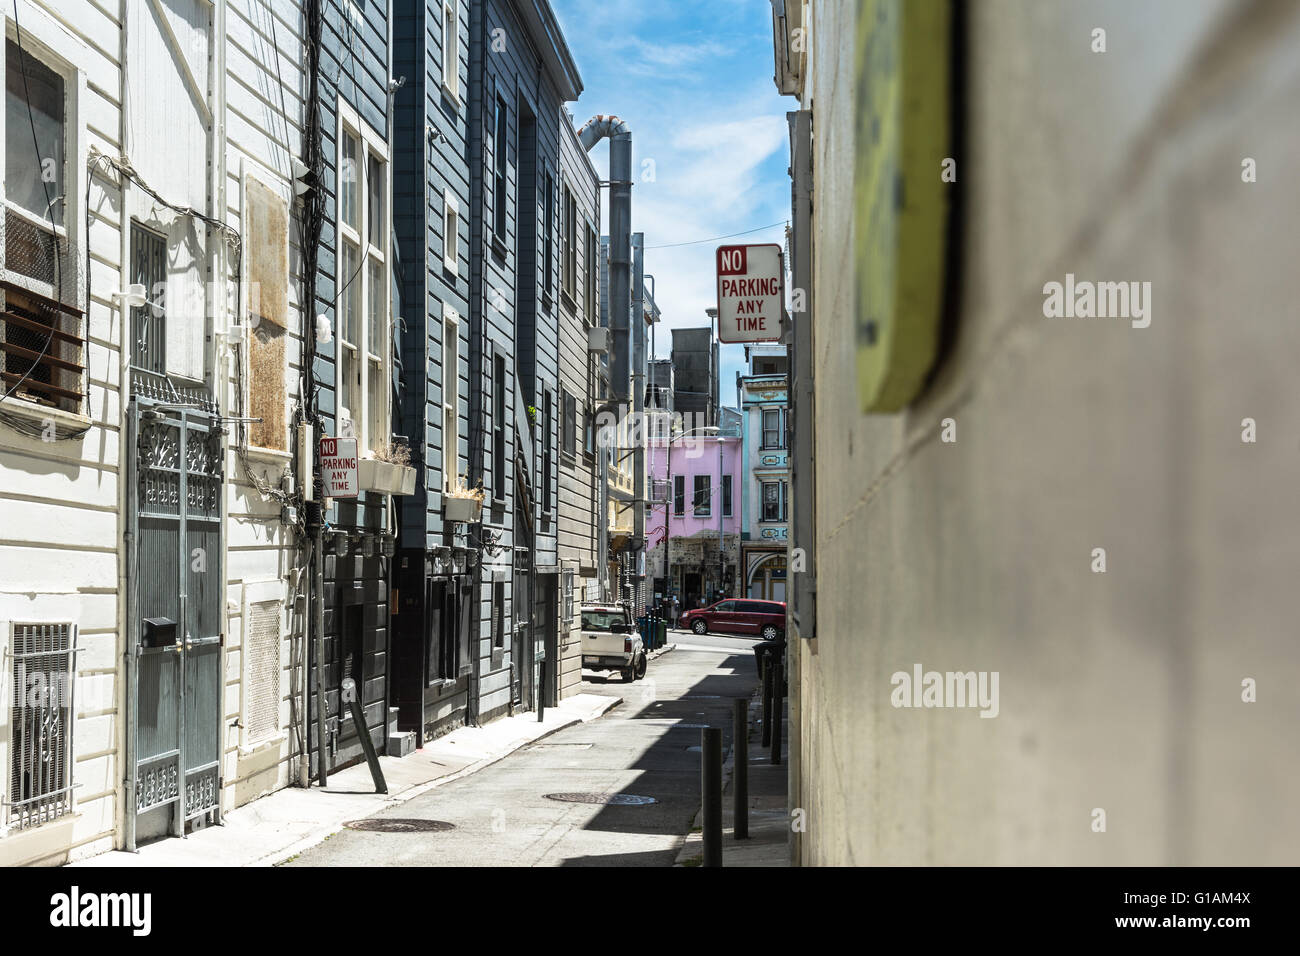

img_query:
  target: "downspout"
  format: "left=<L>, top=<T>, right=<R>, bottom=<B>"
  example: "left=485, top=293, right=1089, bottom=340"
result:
left=578, top=114, right=634, bottom=607
left=119, top=0, right=137, bottom=853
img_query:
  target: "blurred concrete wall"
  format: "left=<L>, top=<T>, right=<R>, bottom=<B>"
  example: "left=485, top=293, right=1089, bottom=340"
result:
left=796, top=0, right=1300, bottom=864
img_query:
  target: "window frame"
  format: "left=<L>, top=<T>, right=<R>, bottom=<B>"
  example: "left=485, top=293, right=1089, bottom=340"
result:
left=441, top=0, right=460, bottom=103
left=443, top=188, right=459, bottom=275
left=335, top=100, right=391, bottom=455
left=560, top=182, right=577, bottom=308
left=492, top=94, right=508, bottom=242
left=673, top=474, right=685, bottom=517
left=761, top=407, right=785, bottom=450
left=491, top=350, right=506, bottom=504
left=561, top=388, right=576, bottom=461
left=542, top=167, right=554, bottom=305
left=693, top=474, right=711, bottom=517
left=722, top=473, right=733, bottom=518
left=0, top=19, right=89, bottom=422
left=761, top=480, right=787, bottom=522
left=541, top=388, right=553, bottom=516
left=442, top=303, right=460, bottom=492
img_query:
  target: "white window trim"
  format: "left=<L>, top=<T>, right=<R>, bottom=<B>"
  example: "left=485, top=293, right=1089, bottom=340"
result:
left=441, top=0, right=460, bottom=104
left=443, top=189, right=458, bottom=275
left=442, top=301, right=459, bottom=492
left=0, top=6, right=89, bottom=423
left=335, top=98, right=391, bottom=456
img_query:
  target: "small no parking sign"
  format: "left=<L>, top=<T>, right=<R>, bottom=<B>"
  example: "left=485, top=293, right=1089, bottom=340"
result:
left=320, top=437, right=358, bottom=498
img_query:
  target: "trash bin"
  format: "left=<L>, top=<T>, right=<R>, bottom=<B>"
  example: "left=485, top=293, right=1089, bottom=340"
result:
left=657, top=618, right=668, bottom=646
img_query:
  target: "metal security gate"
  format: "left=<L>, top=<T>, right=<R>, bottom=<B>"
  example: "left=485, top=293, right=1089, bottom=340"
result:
left=126, top=394, right=223, bottom=848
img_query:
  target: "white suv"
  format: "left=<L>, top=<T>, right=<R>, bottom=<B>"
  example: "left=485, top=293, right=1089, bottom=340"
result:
left=580, top=603, right=647, bottom=682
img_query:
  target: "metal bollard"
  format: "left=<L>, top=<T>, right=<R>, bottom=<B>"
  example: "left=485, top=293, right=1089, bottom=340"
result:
left=538, top=660, right=547, bottom=723
left=761, top=651, right=773, bottom=748
left=733, top=698, right=749, bottom=840
left=702, top=727, right=723, bottom=866
left=771, top=655, right=783, bottom=766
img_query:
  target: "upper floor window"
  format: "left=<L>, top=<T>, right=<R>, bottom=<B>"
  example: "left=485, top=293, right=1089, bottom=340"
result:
left=442, top=304, right=460, bottom=491
left=761, top=480, right=787, bottom=522
left=493, top=95, right=508, bottom=241
left=722, top=474, right=733, bottom=517
left=336, top=105, right=390, bottom=455
left=693, top=474, right=711, bottom=517
left=561, top=184, right=577, bottom=306
left=761, top=407, right=785, bottom=449
left=441, top=0, right=459, bottom=102
left=1, top=33, right=85, bottom=416
left=673, top=474, right=685, bottom=516
left=542, top=169, right=554, bottom=303
left=584, top=223, right=598, bottom=325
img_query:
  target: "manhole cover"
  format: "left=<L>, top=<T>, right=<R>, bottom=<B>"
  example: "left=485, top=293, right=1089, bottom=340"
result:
left=343, top=818, right=455, bottom=832
left=544, top=792, right=658, bottom=806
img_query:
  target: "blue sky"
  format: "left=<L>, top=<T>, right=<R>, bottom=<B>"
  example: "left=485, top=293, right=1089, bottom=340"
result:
left=551, top=0, right=789, bottom=408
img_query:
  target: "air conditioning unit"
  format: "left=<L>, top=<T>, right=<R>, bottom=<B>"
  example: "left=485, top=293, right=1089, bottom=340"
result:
left=587, top=326, right=610, bottom=353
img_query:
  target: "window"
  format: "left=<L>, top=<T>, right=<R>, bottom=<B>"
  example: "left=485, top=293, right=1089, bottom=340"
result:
left=563, top=570, right=575, bottom=626
left=493, top=581, right=505, bottom=649
left=542, top=170, right=554, bottom=302
left=673, top=475, right=685, bottom=516
left=2, top=37, right=84, bottom=415
left=693, top=474, right=711, bottom=516
left=129, top=223, right=166, bottom=374
left=542, top=389, right=552, bottom=514
left=442, top=304, right=459, bottom=490
left=762, top=480, right=787, bottom=522
left=583, top=403, right=595, bottom=457
left=584, top=224, right=598, bottom=324
left=441, top=0, right=459, bottom=101
left=493, top=95, right=508, bottom=240
left=561, top=185, right=576, bottom=304
left=722, top=474, right=733, bottom=517
left=443, top=189, right=459, bottom=274
left=761, top=407, right=784, bottom=449
left=492, top=353, right=506, bottom=500
left=336, top=108, right=390, bottom=454
left=562, top=389, right=576, bottom=459
left=7, top=622, right=76, bottom=830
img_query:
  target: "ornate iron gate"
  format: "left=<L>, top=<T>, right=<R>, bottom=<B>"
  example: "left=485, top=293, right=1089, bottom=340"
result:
left=126, top=393, right=223, bottom=847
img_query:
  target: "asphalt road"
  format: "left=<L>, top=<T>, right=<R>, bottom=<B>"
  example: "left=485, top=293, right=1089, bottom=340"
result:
left=284, top=630, right=760, bottom=866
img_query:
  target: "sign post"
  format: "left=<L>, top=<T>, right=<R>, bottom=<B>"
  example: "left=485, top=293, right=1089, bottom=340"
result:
left=319, top=436, right=359, bottom=499
left=716, top=243, right=784, bottom=344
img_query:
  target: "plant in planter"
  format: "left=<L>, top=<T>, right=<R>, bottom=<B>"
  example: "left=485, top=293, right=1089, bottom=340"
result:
left=358, top=440, right=416, bottom=495
left=444, top=476, right=485, bottom=523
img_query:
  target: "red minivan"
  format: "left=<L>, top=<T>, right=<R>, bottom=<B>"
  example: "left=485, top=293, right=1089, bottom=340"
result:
left=679, top=599, right=786, bottom=640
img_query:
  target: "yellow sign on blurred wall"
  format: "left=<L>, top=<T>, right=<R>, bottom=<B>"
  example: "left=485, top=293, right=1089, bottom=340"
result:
left=855, top=0, right=953, bottom=412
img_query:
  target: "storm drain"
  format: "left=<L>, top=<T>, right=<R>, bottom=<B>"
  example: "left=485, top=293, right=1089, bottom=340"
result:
left=531, top=742, right=594, bottom=750
left=544, top=792, right=657, bottom=806
left=343, top=818, right=456, bottom=833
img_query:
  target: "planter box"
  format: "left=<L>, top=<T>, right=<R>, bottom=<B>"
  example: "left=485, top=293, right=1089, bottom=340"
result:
left=358, top=458, right=416, bottom=496
left=443, top=495, right=482, bottom=523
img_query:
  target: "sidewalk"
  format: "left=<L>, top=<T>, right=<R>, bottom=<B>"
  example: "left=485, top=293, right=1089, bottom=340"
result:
left=73, top=693, right=620, bottom=868
left=675, top=691, right=790, bottom=867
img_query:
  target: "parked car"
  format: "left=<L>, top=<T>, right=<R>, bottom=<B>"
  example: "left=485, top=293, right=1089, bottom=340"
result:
left=580, top=603, right=647, bottom=682
left=678, top=599, right=786, bottom=640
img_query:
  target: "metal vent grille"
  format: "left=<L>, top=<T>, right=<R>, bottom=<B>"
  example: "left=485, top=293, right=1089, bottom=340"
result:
left=245, top=601, right=281, bottom=743
left=7, top=622, right=77, bottom=830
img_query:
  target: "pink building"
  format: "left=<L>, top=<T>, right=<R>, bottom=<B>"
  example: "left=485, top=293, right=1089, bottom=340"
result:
left=647, top=433, right=743, bottom=612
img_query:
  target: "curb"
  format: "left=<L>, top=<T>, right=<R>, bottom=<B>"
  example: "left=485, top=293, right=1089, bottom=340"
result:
left=259, top=695, right=622, bottom=867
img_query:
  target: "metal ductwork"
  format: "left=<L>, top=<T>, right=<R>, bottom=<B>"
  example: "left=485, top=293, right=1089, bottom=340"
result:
left=578, top=115, right=632, bottom=404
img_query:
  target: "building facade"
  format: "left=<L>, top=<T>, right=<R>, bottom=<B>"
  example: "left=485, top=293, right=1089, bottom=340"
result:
left=738, top=345, right=789, bottom=601
left=775, top=0, right=1300, bottom=865
left=647, top=434, right=742, bottom=612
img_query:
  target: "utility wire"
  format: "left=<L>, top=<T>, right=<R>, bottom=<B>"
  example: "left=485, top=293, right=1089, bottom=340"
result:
left=644, top=220, right=786, bottom=250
